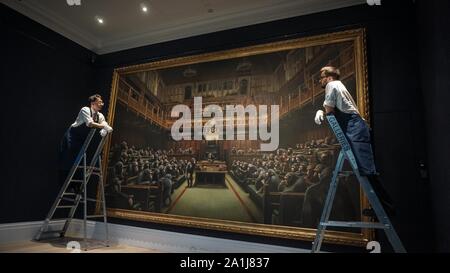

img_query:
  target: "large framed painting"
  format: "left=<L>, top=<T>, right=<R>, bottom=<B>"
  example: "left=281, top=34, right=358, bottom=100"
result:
left=101, top=28, right=372, bottom=247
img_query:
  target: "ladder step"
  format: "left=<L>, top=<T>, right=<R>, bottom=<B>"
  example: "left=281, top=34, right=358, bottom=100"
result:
left=42, top=230, right=64, bottom=235
left=320, top=221, right=389, bottom=229
left=338, top=171, right=354, bottom=177
left=81, top=198, right=101, bottom=203
left=57, top=205, right=76, bottom=209
left=63, top=193, right=77, bottom=196
left=86, top=215, right=105, bottom=219
left=70, top=180, right=85, bottom=183
left=77, top=166, right=100, bottom=171
left=48, top=218, right=71, bottom=222
left=60, top=197, right=76, bottom=202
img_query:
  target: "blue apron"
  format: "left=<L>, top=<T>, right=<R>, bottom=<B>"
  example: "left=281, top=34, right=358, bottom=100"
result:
left=59, top=109, right=99, bottom=171
left=333, top=108, right=377, bottom=176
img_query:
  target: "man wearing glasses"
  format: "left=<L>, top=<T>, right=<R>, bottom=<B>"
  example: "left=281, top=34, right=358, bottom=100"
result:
left=59, top=94, right=113, bottom=192
left=314, top=66, right=395, bottom=216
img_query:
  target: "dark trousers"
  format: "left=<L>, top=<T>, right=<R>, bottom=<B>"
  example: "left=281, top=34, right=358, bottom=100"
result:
left=59, top=126, right=91, bottom=194
left=335, top=111, right=377, bottom=176
left=334, top=111, right=394, bottom=211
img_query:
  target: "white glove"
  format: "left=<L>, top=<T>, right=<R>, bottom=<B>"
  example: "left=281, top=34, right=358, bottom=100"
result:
left=100, top=129, right=108, bottom=137
left=314, top=110, right=324, bottom=125
left=104, top=124, right=113, bottom=133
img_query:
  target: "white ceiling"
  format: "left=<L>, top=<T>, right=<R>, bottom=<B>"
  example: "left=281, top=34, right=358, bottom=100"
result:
left=3, top=0, right=365, bottom=54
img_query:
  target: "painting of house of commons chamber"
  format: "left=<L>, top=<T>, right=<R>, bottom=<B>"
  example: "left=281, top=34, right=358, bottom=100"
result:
left=101, top=28, right=372, bottom=246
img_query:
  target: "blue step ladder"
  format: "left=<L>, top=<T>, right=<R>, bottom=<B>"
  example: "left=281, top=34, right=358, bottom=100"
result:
left=311, top=114, right=406, bottom=253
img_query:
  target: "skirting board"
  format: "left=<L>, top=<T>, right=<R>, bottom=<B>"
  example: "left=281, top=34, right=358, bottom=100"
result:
left=0, top=220, right=308, bottom=253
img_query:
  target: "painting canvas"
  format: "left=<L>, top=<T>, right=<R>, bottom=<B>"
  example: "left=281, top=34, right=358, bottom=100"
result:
left=102, top=28, right=372, bottom=246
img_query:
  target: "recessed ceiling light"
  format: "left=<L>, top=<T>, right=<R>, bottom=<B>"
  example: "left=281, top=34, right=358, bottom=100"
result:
left=140, top=3, right=149, bottom=13
left=95, top=16, right=104, bottom=24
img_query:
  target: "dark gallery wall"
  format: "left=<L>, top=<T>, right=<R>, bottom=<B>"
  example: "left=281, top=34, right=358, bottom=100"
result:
left=416, top=0, right=450, bottom=252
left=0, top=5, right=98, bottom=224
left=0, top=0, right=448, bottom=252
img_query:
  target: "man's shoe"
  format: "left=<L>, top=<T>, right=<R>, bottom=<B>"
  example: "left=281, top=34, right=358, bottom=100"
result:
left=362, top=208, right=377, bottom=219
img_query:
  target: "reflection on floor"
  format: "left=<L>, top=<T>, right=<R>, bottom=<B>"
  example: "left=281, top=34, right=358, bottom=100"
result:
left=164, top=174, right=263, bottom=223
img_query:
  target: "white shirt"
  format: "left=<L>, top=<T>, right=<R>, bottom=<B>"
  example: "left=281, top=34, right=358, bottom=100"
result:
left=71, top=106, right=106, bottom=127
left=323, top=80, right=360, bottom=115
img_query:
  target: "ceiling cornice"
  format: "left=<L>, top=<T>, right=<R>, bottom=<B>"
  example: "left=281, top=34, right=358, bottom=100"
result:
left=3, top=0, right=102, bottom=51
left=3, top=0, right=364, bottom=55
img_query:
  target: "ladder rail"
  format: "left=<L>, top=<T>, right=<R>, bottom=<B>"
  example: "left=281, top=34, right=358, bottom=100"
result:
left=98, top=156, right=110, bottom=246
left=311, top=114, right=406, bottom=253
left=61, top=194, right=83, bottom=235
left=87, top=134, right=108, bottom=170
left=312, top=151, right=345, bottom=253
left=326, top=113, right=360, bottom=172
left=83, top=153, right=88, bottom=250
left=58, top=151, right=104, bottom=238
left=35, top=129, right=96, bottom=240
left=78, top=135, right=109, bottom=247
left=35, top=129, right=110, bottom=249
left=357, top=175, right=406, bottom=253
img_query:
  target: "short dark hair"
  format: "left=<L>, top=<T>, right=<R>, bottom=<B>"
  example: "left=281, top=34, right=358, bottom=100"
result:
left=320, top=66, right=341, bottom=80
left=88, top=94, right=102, bottom=104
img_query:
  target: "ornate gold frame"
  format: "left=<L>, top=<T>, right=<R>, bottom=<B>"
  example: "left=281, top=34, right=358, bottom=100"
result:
left=101, top=28, right=372, bottom=247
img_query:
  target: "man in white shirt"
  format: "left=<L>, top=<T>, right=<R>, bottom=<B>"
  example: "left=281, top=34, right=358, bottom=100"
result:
left=314, top=66, right=374, bottom=175
left=59, top=94, right=113, bottom=191
left=314, top=66, right=395, bottom=216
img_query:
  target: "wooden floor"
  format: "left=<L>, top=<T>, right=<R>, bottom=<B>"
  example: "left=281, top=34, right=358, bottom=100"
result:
left=0, top=238, right=162, bottom=253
